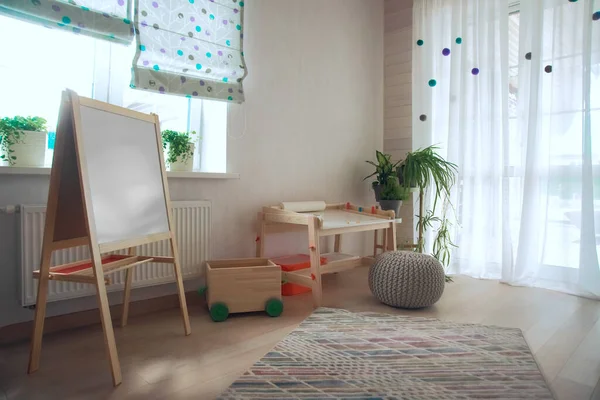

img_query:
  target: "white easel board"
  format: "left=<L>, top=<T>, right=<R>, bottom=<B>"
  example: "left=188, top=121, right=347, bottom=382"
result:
left=28, top=90, right=191, bottom=387
left=78, top=104, right=170, bottom=245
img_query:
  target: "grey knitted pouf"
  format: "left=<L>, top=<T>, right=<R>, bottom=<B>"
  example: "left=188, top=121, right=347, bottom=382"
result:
left=369, top=251, right=445, bottom=309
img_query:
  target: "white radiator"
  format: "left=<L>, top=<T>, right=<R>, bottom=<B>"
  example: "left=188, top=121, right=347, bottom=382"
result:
left=19, top=201, right=211, bottom=306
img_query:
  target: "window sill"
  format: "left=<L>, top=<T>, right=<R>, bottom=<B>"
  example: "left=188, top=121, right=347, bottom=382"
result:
left=166, top=170, right=240, bottom=179
left=0, top=167, right=240, bottom=180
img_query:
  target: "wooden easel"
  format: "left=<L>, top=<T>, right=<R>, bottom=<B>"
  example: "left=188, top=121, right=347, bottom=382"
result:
left=27, top=90, right=191, bottom=386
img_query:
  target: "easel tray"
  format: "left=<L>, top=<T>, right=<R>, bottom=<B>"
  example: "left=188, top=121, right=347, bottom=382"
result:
left=32, top=254, right=155, bottom=285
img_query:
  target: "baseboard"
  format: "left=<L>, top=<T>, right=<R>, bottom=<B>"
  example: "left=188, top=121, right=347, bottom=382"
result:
left=0, top=291, right=204, bottom=346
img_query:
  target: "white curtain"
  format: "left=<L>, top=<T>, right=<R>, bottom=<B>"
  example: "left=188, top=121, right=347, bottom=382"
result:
left=414, top=0, right=600, bottom=299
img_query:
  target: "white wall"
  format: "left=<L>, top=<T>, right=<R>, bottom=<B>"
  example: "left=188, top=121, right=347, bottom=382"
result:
left=0, top=0, right=384, bottom=328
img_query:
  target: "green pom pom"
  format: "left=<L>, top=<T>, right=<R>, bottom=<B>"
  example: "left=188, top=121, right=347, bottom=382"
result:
left=197, top=286, right=207, bottom=296
left=210, top=302, right=229, bottom=322
left=265, top=298, right=283, bottom=317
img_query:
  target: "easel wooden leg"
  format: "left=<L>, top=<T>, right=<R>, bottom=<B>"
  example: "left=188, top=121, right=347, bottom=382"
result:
left=387, top=222, right=397, bottom=251
left=27, top=247, right=53, bottom=374
left=334, top=234, right=342, bottom=253
left=90, top=250, right=122, bottom=386
left=256, top=212, right=265, bottom=257
left=120, top=247, right=136, bottom=327
left=308, top=217, right=323, bottom=308
left=169, top=235, right=191, bottom=336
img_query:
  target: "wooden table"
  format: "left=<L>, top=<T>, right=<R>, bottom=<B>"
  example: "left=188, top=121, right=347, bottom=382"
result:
left=256, top=202, right=401, bottom=307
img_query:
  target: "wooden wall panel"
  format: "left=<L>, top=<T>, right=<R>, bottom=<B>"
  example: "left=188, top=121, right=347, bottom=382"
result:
left=384, top=0, right=413, bottom=243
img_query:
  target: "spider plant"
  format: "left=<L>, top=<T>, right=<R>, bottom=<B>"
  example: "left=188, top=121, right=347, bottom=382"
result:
left=415, top=210, right=441, bottom=237
left=399, top=145, right=458, bottom=278
left=432, top=215, right=457, bottom=282
left=398, top=145, right=457, bottom=212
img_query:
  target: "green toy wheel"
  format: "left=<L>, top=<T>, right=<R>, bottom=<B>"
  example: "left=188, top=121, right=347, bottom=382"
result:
left=265, top=298, right=284, bottom=317
left=210, top=302, right=229, bottom=322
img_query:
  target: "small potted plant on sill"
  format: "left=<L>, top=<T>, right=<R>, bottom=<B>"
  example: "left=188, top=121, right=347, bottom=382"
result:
left=161, top=129, right=197, bottom=172
left=378, top=176, right=410, bottom=218
left=363, top=150, right=402, bottom=202
left=0, top=116, right=48, bottom=167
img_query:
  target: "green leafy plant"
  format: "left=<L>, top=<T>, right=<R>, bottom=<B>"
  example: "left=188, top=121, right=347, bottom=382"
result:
left=363, top=150, right=402, bottom=186
left=380, top=177, right=410, bottom=201
left=415, top=209, right=441, bottom=236
left=416, top=206, right=457, bottom=282
left=161, top=129, right=197, bottom=165
left=398, top=145, right=458, bottom=280
left=0, top=116, right=47, bottom=166
left=432, top=210, right=457, bottom=282
left=399, top=145, right=457, bottom=210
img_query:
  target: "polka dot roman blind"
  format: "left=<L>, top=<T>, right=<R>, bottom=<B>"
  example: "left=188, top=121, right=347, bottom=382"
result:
left=131, top=0, right=247, bottom=103
left=0, top=0, right=133, bottom=44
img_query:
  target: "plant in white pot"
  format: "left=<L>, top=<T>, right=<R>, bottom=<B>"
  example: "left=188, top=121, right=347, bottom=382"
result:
left=0, top=116, right=48, bottom=167
left=161, top=129, right=197, bottom=172
left=378, top=176, right=410, bottom=218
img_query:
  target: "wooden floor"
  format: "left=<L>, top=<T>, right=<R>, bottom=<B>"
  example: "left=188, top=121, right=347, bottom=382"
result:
left=1, top=269, right=600, bottom=400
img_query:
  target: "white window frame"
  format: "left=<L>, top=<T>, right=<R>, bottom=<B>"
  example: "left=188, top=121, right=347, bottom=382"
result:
left=0, top=15, right=232, bottom=176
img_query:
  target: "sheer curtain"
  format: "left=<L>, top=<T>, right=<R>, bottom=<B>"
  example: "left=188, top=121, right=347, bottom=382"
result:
left=413, top=0, right=600, bottom=299
left=413, top=0, right=510, bottom=278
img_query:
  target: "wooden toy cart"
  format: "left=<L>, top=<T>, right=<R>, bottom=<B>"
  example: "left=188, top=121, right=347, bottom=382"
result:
left=256, top=202, right=401, bottom=308
left=205, top=258, right=283, bottom=321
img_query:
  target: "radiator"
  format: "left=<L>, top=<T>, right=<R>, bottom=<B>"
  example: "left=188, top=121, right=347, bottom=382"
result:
left=19, top=201, right=211, bottom=306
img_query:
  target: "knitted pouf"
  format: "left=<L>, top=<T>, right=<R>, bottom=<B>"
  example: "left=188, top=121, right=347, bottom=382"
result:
left=369, top=251, right=445, bottom=309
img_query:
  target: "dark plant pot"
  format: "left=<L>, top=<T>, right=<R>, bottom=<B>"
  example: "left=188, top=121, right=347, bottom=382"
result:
left=378, top=200, right=402, bottom=218
left=372, top=183, right=382, bottom=202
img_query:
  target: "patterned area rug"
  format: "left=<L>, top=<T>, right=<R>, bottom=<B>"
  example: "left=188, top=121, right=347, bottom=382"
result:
left=218, top=308, right=554, bottom=399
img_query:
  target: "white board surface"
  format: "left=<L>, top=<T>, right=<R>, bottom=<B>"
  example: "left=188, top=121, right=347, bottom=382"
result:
left=303, top=209, right=400, bottom=230
left=78, top=105, right=170, bottom=245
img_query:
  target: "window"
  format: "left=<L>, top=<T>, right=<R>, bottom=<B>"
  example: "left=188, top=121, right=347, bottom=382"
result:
left=0, top=14, right=227, bottom=172
left=507, top=7, right=600, bottom=271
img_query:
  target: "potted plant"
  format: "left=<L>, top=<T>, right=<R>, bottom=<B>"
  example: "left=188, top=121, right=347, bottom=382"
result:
left=398, top=145, right=458, bottom=280
left=0, top=116, right=48, bottom=167
left=161, top=129, right=197, bottom=172
left=378, top=176, right=410, bottom=217
left=398, top=145, right=457, bottom=202
left=363, top=150, right=402, bottom=202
